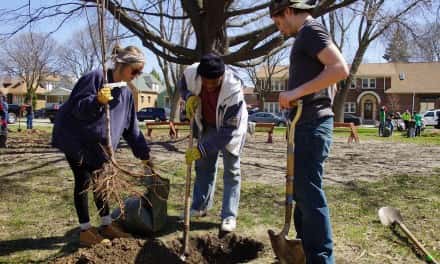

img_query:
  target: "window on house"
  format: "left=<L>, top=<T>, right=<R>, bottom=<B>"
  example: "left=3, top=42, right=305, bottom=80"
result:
left=344, top=102, right=356, bottom=113
left=264, top=102, right=280, bottom=113
left=148, top=96, right=151, bottom=104
left=279, top=81, right=285, bottom=91
left=362, top=78, right=376, bottom=89
left=141, top=96, right=145, bottom=104
left=271, top=80, right=280, bottom=91
left=350, top=79, right=356, bottom=89
left=369, top=78, right=376, bottom=89
left=362, top=79, right=369, bottom=89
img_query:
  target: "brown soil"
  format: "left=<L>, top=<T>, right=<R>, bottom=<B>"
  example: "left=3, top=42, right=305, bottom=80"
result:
left=52, top=233, right=264, bottom=264
left=149, top=133, right=440, bottom=186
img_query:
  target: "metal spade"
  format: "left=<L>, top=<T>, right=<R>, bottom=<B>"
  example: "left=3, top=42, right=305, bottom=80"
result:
left=268, top=100, right=305, bottom=264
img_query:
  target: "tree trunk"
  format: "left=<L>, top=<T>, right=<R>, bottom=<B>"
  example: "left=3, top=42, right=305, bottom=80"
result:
left=169, top=89, right=181, bottom=122
left=182, top=0, right=228, bottom=55
left=333, top=41, right=369, bottom=122
left=259, top=95, right=265, bottom=111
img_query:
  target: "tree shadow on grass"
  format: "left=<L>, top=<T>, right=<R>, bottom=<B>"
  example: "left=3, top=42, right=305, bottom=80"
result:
left=0, top=227, right=79, bottom=260
left=0, top=158, right=65, bottom=178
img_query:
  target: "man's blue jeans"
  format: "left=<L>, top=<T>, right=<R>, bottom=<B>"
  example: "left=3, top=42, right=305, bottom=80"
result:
left=191, top=126, right=242, bottom=219
left=27, top=115, right=33, bottom=129
left=294, top=116, right=334, bottom=264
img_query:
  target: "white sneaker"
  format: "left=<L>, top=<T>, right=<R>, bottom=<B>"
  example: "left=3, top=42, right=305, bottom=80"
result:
left=221, top=217, right=236, bottom=232
left=179, top=209, right=207, bottom=220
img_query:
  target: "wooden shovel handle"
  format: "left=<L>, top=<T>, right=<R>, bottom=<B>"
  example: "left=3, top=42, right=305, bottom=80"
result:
left=284, top=100, right=303, bottom=228
left=398, top=222, right=439, bottom=264
left=181, top=118, right=194, bottom=257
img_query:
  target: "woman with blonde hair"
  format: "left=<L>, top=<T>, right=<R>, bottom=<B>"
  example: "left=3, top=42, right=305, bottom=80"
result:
left=52, top=45, right=152, bottom=247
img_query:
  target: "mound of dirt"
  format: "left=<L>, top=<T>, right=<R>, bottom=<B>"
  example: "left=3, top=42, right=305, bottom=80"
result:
left=52, top=233, right=264, bottom=264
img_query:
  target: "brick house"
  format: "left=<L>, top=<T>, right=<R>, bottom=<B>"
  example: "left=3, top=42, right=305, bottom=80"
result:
left=254, top=62, right=440, bottom=122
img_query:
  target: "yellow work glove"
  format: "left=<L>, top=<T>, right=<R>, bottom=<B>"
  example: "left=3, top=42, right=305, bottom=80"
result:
left=185, top=147, right=201, bottom=165
left=97, top=86, right=113, bottom=105
left=185, top=95, right=201, bottom=120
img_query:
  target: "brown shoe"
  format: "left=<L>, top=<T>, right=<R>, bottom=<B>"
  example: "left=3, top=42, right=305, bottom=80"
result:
left=80, top=227, right=106, bottom=247
left=100, top=223, right=132, bottom=239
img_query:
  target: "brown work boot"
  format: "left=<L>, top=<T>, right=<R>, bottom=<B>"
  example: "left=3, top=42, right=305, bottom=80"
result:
left=80, top=227, right=106, bottom=247
left=100, top=222, right=132, bottom=239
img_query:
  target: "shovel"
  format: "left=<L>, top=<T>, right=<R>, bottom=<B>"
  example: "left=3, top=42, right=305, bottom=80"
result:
left=268, top=100, right=305, bottom=264
left=378, top=206, right=439, bottom=264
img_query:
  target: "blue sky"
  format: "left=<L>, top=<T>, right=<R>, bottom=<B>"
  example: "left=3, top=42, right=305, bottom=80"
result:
left=0, top=1, right=388, bottom=80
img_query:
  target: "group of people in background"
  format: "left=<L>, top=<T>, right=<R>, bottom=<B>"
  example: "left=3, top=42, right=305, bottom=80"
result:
left=379, top=107, right=423, bottom=137
left=0, top=94, right=34, bottom=148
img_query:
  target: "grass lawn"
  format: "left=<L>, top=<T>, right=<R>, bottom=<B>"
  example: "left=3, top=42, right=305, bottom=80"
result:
left=0, top=128, right=439, bottom=263
left=273, top=126, right=440, bottom=145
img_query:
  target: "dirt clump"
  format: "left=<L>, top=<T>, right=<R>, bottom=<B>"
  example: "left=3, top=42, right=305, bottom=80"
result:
left=52, top=233, right=264, bottom=264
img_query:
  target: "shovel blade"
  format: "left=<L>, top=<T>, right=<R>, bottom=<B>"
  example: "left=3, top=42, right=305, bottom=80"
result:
left=378, top=206, right=403, bottom=227
left=268, top=229, right=305, bottom=264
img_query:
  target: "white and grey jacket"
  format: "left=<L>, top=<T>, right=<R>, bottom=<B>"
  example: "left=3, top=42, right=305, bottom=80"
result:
left=179, top=63, right=248, bottom=157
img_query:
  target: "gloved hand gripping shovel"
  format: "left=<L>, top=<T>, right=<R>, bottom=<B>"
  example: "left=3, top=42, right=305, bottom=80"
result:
left=378, top=206, right=439, bottom=264
left=268, top=100, right=306, bottom=264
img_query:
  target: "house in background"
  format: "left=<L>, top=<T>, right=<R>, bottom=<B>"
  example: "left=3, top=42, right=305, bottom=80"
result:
left=130, top=73, right=164, bottom=111
left=254, top=62, right=440, bottom=123
left=45, top=87, right=72, bottom=107
left=345, top=62, right=440, bottom=122
left=157, top=88, right=172, bottom=109
left=0, top=77, right=47, bottom=109
left=243, top=86, right=258, bottom=109
left=254, top=66, right=288, bottom=113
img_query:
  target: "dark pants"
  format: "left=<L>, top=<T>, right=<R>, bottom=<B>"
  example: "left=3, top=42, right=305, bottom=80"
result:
left=378, top=121, right=385, bottom=136
left=404, top=120, right=409, bottom=130
left=415, top=125, right=421, bottom=136
left=294, top=117, right=334, bottom=264
left=66, top=156, right=109, bottom=224
left=26, top=115, right=33, bottom=129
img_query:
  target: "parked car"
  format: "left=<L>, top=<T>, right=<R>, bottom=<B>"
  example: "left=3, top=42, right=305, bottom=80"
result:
left=343, top=113, right=363, bottom=126
left=7, top=104, right=21, bottom=124
left=46, top=104, right=62, bottom=123
left=248, top=112, right=286, bottom=127
left=34, top=108, right=47, bottom=119
left=137, top=107, right=167, bottom=122
left=247, top=107, right=260, bottom=115
left=422, top=109, right=440, bottom=126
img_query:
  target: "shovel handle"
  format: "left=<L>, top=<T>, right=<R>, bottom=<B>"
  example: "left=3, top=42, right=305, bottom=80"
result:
left=181, top=117, right=194, bottom=257
left=398, top=222, right=439, bottom=264
left=284, top=100, right=303, bottom=230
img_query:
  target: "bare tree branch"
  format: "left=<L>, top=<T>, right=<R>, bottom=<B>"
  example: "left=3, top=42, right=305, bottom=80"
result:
left=227, top=2, right=271, bottom=17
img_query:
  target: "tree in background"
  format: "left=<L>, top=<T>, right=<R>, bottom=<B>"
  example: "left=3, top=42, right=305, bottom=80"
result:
left=329, top=0, right=430, bottom=122
left=383, top=25, right=411, bottom=62
left=2, top=1, right=357, bottom=65
left=58, top=19, right=117, bottom=80
left=413, top=21, right=440, bottom=62
left=0, top=32, right=59, bottom=108
left=244, top=46, right=288, bottom=111
left=0, top=0, right=359, bottom=120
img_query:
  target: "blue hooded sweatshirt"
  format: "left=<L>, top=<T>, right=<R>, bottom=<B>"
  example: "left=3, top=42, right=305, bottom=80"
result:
left=52, top=69, right=150, bottom=168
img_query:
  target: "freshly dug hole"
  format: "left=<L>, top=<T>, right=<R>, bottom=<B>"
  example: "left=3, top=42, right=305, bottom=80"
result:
left=53, top=233, right=264, bottom=264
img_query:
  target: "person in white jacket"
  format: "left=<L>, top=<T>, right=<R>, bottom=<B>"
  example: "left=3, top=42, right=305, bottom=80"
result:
left=179, top=53, right=248, bottom=232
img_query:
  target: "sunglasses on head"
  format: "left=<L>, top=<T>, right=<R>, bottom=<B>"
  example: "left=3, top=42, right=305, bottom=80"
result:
left=131, top=68, right=143, bottom=76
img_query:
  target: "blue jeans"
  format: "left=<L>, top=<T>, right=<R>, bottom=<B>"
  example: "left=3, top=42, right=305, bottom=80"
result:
left=192, top=126, right=242, bottom=219
left=26, top=115, right=33, bottom=129
left=294, top=116, right=334, bottom=264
